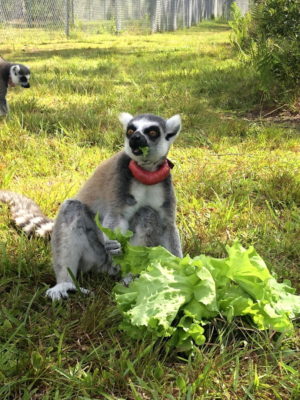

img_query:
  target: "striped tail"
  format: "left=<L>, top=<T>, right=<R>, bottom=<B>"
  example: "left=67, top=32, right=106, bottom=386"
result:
left=0, top=190, right=54, bottom=238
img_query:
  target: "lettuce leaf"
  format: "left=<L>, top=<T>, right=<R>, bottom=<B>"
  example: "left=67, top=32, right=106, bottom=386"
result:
left=198, top=242, right=300, bottom=331
left=97, top=223, right=300, bottom=349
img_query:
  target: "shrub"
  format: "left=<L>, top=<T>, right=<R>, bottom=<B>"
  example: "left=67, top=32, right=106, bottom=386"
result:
left=229, top=0, right=300, bottom=103
left=229, top=2, right=252, bottom=52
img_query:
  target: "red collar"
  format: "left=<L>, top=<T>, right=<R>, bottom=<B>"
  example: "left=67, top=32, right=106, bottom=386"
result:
left=129, top=159, right=174, bottom=185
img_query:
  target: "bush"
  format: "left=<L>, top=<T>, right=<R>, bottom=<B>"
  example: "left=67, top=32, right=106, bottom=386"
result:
left=253, top=0, right=299, bottom=40
left=229, top=2, right=252, bottom=51
left=229, top=0, right=300, bottom=103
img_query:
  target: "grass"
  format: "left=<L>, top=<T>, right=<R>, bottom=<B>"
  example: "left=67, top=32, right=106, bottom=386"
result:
left=0, top=21, right=299, bottom=399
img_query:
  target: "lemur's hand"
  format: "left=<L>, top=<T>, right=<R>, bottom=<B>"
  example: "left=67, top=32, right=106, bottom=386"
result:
left=105, top=239, right=122, bottom=255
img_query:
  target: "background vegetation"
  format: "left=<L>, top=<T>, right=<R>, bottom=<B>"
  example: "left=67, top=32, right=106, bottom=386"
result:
left=229, top=0, right=300, bottom=108
left=0, top=20, right=299, bottom=399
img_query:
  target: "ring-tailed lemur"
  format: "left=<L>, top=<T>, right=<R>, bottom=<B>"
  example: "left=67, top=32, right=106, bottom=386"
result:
left=0, top=57, right=30, bottom=116
left=0, top=112, right=183, bottom=300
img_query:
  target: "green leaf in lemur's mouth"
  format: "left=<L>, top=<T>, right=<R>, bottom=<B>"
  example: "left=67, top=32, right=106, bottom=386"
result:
left=97, top=222, right=300, bottom=352
left=140, top=146, right=149, bottom=157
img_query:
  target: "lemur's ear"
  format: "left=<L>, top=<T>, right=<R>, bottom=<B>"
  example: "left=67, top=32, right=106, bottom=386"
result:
left=12, top=65, right=20, bottom=74
left=118, top=112, right=133, bottom=130
left=166, top=114, right=181, bottom=141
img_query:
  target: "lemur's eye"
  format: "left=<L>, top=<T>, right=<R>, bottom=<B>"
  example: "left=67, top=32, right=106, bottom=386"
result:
left=127, top=129, right=135, bottom=136
left=148, top=130, right=159, bottom=138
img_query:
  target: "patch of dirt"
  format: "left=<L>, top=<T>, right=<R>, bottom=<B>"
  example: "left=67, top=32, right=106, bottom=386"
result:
left=243, top=99, right=300, bottom=125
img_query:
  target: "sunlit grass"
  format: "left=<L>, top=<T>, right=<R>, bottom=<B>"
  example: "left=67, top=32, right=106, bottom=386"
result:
left=0, top=22, right=299, bottom=399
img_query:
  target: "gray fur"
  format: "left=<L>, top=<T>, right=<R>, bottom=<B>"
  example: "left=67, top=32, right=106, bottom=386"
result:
left=0, top=57, right=30, bottom=116
left=50, top=201, right=111, bottom=281
left=131, top=114, right=167, bottom=130
left=129, top=206, right=164, bottom=247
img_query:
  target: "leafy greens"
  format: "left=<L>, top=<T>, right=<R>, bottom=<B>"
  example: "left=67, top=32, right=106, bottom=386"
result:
left=97, top=220, right=300, bottom=350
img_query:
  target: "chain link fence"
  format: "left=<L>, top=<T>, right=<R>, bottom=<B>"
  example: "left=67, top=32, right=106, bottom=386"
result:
left=0, top=0, right=249, bottom=36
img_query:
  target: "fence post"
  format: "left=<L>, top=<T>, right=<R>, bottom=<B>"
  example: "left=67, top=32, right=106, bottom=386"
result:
left=199, top=0, right=203, bottom=22
left=169, top=0, right=178, bottom=31
left=71, top=0, right=74, bottom=26
left=65, top=0, right=70, bottom=37
left=0, top=1, right=5, bottom=23
left=187, top=0, right=192, bottom=27
left=151, top=0, right=161, bottom=33
left=115, top=0, right=122, bottom=34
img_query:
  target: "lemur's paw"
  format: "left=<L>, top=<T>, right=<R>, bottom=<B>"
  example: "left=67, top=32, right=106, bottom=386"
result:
left=121, top=273, right=136, bottom=286
left=105, top=239, right=122, bottom=255
left=108, top=264, right=121, bottom=276
left=46, top=282, right=90, bottom=301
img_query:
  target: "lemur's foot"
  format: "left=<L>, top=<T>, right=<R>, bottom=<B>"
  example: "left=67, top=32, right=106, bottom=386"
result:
left=46, top=282, right=90, bottom=301
left=105, top=239, right=122, bottom=255
left=121, top=273, right=138, bottom=286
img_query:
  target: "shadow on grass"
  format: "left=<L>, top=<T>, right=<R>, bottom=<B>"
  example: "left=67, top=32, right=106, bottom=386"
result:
left=10, top=41, right=231, bottom=63
left=186, top=21, right=231, bottom=32
left=192, top=63, right=265, bottom=113
left=4, top=30, right=287, bottom=146
left=16, top=47, right=261, bottom=115
left=6, top=54, right=264, bottom=148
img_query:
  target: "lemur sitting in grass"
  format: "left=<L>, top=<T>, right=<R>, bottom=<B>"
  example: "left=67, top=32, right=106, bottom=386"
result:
left=0, top=112, right=182, bottom=300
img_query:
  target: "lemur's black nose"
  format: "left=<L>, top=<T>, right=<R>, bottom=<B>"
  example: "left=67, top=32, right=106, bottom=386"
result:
left=129, top=132, right=148, bottom=150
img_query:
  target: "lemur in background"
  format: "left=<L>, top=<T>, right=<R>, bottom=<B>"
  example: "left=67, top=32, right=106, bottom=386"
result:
left=0, top=57, right=30, bottom=116
left=0, top=112, right=182, bottom=300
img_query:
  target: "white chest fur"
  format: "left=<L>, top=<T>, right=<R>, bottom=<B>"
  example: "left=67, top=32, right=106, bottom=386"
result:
left=123, top=181, right=165, bottom=222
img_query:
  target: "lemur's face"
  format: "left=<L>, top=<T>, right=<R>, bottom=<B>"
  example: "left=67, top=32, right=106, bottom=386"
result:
left=119, top=113, right=181, bottom=164
left=10, top=64, right=31, bottom=88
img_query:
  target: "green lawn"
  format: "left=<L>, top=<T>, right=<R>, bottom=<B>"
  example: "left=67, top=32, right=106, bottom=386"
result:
left=0, top=22, right=299, bottom=399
